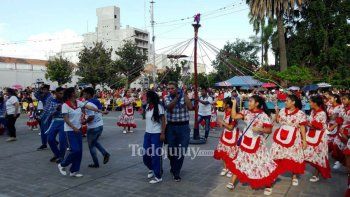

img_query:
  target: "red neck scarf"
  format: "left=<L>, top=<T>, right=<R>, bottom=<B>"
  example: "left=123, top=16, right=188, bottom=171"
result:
left=147, top=104, right=154, bottom=111
left=65, top=100, right=78, bottom=110
left=250, top=109, right=263, bottom=113
left=285, top=108, right=299, bottom=116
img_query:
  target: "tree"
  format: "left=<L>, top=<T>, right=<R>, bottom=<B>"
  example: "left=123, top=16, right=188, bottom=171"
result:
left=77, top=42, right=113, bottom=87
left=277, top=65, right=313, bottom=86
left=45, top=56, right=73, bottom=86
left=212, top=38, right=260, bottom=81
left=113, top=41, right=147, bottom=88
left=249, top=15, right=276, bottom=66
left=286, top=0, right=350, bottom=86
left=157, top=64, right=182, bottom=84
left=247, top=0, right=305, bottom=71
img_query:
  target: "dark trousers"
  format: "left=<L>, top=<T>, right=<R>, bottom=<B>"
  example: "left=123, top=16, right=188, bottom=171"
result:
left=5, top=114, right=17, bottom=138
left=87, top=126, right=108, bottom=166
left=61, top=131, right=83, bottom=173
left=40, top=119, right=48, bottom=145
left=47, top=120, right=67, bottom=159
left=166, top=124, right=190, bottom=177
left=143, top=132, right=163, bottom=178
left=198, top=115, right=211, bottom=138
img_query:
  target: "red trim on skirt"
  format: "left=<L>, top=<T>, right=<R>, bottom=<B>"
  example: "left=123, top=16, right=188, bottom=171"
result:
left=306, top=159, right=331, bottom=179
left=225, top=159, right=281, bottom=189
left=117, top=123, right=137, bottom=128
left=274, top=159, right=305, bottom=175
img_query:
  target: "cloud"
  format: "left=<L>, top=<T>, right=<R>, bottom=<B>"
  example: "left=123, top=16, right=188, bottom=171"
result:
left=0, top=29, right=83, bottom=60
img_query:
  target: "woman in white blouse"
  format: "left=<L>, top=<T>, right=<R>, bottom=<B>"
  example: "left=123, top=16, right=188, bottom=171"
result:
left=5, top=88, right=20, bottom=142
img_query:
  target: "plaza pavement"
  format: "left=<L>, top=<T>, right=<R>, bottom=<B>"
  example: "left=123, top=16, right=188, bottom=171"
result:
left=0, top=111, right=347, bottom=197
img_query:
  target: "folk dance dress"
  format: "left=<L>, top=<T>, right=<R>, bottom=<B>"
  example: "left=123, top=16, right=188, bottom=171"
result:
left=271, top=108, right=308, bottom=175
left=210, top=108, right=218, bottom=128
left=327, top=104, right=346, bottom=162
left=117, top=96, right=136, bottom=128
left=341, top=105, right=350, bottom=156
left=26, top=103, right=38, bottom=127
left=213, top=109, right=239, bottom=163
left=304, top=109, right=331, bottom=179
left=327, top=104, right=344, bottom=149
left=228, top=109, right=279, bottom=189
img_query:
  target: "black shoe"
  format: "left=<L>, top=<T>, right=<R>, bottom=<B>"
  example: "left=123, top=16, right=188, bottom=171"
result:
left=103, top=153, right=110, bottom=164
left=174, top=175, right=181, bottom=182
left=50, top=156, right=58, bottom=163
left=88, top=164, right=100, bottom=168
left=37, top=145, right=47, bottom=151
left=56, top=159, right=62, bottom=164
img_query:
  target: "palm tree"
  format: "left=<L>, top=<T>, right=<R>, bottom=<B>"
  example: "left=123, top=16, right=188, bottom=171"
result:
left=246, top=0, right=304, bottom=71
left=249, top=14, right=276, bottom=67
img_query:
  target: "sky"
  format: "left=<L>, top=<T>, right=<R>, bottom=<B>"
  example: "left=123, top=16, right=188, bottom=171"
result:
left=0, top=0, right=263, bottom=68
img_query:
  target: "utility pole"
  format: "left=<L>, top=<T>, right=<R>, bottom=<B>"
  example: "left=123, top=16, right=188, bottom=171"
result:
left=150, top=1, right=156, bottom=87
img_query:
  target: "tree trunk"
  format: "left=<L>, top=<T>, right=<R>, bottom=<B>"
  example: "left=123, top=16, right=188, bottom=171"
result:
left=277, top=13, right=288, bottom=72
left=264, top=43, right=269, bottom=66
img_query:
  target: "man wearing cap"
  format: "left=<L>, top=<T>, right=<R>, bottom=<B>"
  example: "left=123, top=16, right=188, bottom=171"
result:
left=34, top=84, right=54, bottom=150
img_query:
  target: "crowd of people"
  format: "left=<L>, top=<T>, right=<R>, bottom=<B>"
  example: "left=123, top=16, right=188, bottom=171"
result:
left=0, top=82, right=349, bottom=196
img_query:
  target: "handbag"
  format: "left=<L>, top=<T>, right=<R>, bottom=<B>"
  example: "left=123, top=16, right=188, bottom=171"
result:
left=237, top=113, right=261, bottom=146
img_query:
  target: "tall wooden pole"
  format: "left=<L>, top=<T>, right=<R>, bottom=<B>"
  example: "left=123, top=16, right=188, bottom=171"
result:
left=192, top=23, right=200, bottom=140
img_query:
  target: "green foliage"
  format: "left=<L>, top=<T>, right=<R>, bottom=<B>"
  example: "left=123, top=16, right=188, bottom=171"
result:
left=45, top=56, right=73, bottom=86
left=212, top=38, right=260, bottom=81
left=113, top=40, right=148, bottom=87
left=77, top=42, right=113, bottom=87
left=276, top=65, right=313, bottom=86
left=157, top=64, right=182, bottom=84
left=286, top=0, right=350, bottom=86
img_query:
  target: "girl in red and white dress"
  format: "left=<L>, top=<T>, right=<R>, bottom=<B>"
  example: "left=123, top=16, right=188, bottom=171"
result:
left=270, top=94, right=307, bottom=187
left=339, top=93, right=350, bottom=196
left=26, top=103, right=39, bottom=130
left=213, top=98, right=238, bottom=180
left=229, top=95, right=279, bottom=195
left=326, top=94, right=345, bottom=169
left=304, top=95, right=331, bottom=182
left=210, top=105, right=218, bottom=128
left=117, top=90, right=136, bottom=134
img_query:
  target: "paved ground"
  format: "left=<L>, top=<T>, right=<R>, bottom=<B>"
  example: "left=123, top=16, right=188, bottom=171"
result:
left=0, top=111, right=347, bottom=197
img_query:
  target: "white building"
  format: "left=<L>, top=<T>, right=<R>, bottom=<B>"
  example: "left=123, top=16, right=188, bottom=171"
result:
left=155, top=54, right=206, bottom=74
left=59, top=6, right=150, bottom=63
left=0, top=56, right=79, bottom=88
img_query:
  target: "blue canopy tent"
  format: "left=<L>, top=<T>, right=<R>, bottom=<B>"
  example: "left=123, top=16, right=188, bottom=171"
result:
left=302, top=84, right=319, bottom=91
left=215, top=76, right=263, bottom=87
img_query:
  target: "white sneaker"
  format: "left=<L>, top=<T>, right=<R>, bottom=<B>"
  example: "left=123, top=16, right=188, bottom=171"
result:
left=123, top=130, right=127, bottom=134
left=147, top=170, right=154, bottom=179
left=220, top=168, right=228, bottom=176
left=333, top=161, right=341, bottom=170
left=226, top=171, right=232, bottom=178
left=264, top=188, right=273, bottom=196
left=129, top=130, right=134, bottom=133
left=70, top=172, right=83, bottom=178
left=226, top=182, right=235, bottom=190
left=6, top=137, right=17, bottom=142
left=149, top=177, right=162, bottom=184
left=292, top=178, right=299, bottom=186
left=58, top=164, right=67, bottom=176
left=309, top=176, right=319, bottom=182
